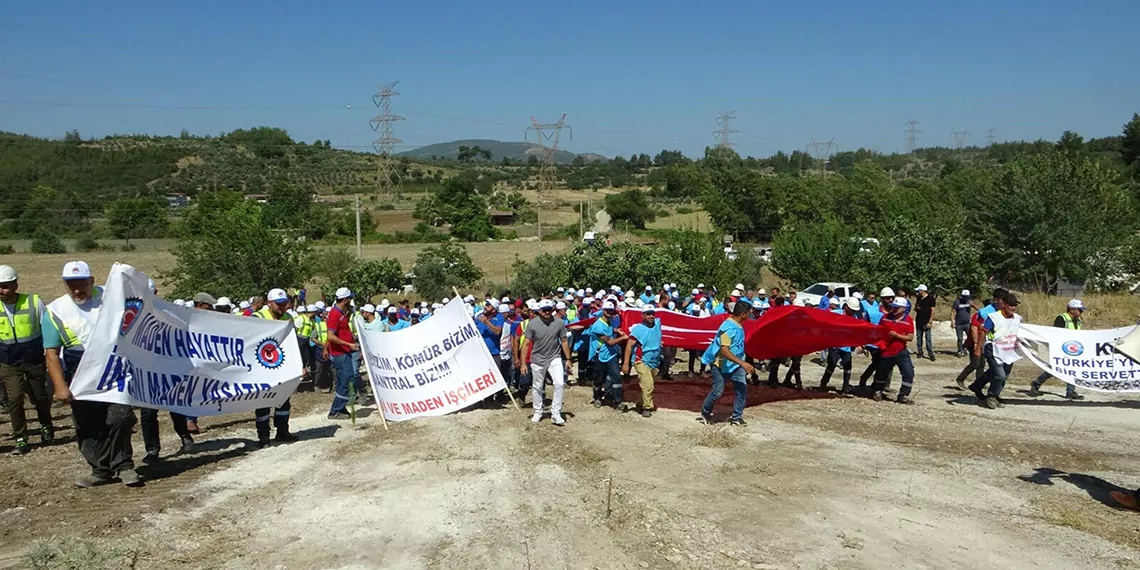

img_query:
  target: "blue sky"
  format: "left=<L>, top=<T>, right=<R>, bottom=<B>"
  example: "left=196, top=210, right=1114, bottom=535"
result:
left=1, top=0, right=1136, bottom=158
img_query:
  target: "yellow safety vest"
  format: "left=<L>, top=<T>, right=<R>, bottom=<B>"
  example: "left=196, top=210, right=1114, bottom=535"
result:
left=518, top=319, right=529, bottom=349
left=566, top=307, right=577, bottom=321
left=349, top=316, right=358, bottom=338
left=312, top=320, right=328, bottom=345
left=1059, top=312, right=1081, bottom=330
left=0, top=293, right=42, bottom=343
left=293, top=314, right=313, bottom=337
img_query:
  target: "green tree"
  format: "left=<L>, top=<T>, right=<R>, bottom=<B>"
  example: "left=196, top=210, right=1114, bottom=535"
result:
left=770, top=217, right=859, bottom=287
left=263, top=181, right=312, bottom=230
left=105, top=197, right=169, bottom=246
left=339, top=258, right=404, bottom=301
left=30, top=228, right=66, bottom=254
left=850, top=218, right=984, bottom=294
left=412, top=243, right=483, bottom=300
left=604, top=189, right=656, bottom=229
left=653, top=150, right=688, bottom=167
left=413, top=176, right=496, bottom=241
left=699, top=168, right=785, bottom=241
left=968, top=150, right=1137, bottom=290
left=1057, top=130, right=1085, bottom=154
left=15, top=184, right=89, bottom=236
left=1121, top=113, right=1140, bottom=168
left=163, top=201, right=313, bottom=299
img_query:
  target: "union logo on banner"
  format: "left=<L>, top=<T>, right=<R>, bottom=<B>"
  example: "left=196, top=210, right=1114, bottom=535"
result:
left=255, top=338, right=285, bottom=369
left=120, top=298, right=144, bottom=337
left=1061, top=340, right=1084, bottom=356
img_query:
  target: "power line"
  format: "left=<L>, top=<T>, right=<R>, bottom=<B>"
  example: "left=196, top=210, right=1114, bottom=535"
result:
left=807, top=137, right=837, bottom=176
left=904, top=120, right=921, bottom=154
left=985, top=128, right=996, bottom=146
left=712, top=111, right=738, bottom=149
left=950, top=128, right=970, bottom=149
left=526, top=115, right=571, bottom=242
left=369, top=81, right=405, bottom=198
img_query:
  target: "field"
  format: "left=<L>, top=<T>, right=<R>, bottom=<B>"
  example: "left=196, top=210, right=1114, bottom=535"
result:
left=3, top=331, right=1140, bottom=569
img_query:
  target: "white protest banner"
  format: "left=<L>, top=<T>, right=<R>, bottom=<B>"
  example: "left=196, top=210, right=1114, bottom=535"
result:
left=70, top=264, right=301, bottom=415
left=357, top=298, right=507, bottom=422
left=1018, top=323, right=1140, bottom=392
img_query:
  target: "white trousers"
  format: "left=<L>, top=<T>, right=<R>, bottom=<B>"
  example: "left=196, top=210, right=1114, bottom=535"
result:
left=529, top=359, right=565, bottom=417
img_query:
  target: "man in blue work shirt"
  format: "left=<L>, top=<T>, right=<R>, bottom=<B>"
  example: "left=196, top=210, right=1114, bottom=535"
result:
left=622, top=306, right=662, bottom=418
left=639, top=286, right=656, bottom=306
left=699, top=300, right=756, bottom=426
left=586, top=301, right=627, bottom=409
left=819, top=298, right=859, bottom=396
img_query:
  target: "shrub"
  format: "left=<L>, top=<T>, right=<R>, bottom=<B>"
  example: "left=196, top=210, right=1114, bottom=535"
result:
left=30, top=229, right=66, bottom=254
left=0, top=244, right=14, bottom=255
left=676, top=206, right=694, bottom=215
left=119, top=244, right=137, bottom=252
left=376, top=203, right=396, bottom=211
left=74, top=234, right=101, bottom=252
left=411, top=243, right=483, bottom=300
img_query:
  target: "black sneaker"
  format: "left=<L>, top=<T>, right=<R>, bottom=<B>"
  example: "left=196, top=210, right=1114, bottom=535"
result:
left=1028, top=384, right=1042, bottom=397
left=9, top=438, right=29, bottom=456
left=119, top=469, right=143, bottom=487
left=729, top=417, right=747, bottom=427
left=955, top=378, right=967, bottom=391
left=896, top=395, right=915, bottom=405
left=984, top=396, right=999, bottom=410
left=1066, top=393, right=1086, bottom=401
left=40, top=426, right=55, bottom=445
left=872, top=391, right=885, bottom=402
left=593, top=399, right=602, bottom=408
left=141, top=451, right=161, bottom=464
left=179, top=437, right=195, bottom=454
left=699, top=411, right=714, bottom=424
left=76, top=474, right=115, bottom=488
left=275, top=431, right=299, bottom=443
left=640, top=409, right=652, bottom=418
left=971, top=389, right=986, bottom=401
left=256, top=439, right=271, bottom=449
left=328, top=412, right=351, bottom=420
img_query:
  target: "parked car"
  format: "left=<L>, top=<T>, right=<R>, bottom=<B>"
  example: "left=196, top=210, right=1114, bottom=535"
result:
left=797, top=282, right=860, bottom=307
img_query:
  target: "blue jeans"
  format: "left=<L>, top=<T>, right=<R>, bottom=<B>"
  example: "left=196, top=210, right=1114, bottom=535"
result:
left=874, top=349, right=915, bottom=397
left=970, top=345, right=1012, bottom=398
left=591, top=358, right=621, bottom=405
left=351, top=351, right=365, bottom=393
left=917, top=326, right=934, bottom=357
left=702, top=367, right=747, bottom=420
left=330, top=354, right=357, bottom=415
left=1032, top=370, right=1077, bottom=397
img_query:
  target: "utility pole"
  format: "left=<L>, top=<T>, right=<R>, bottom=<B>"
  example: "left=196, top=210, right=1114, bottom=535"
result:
left=369, top=81, right=404, bottom=199
left=950, top=129, right=970, bottom=149
left=985, top=128, right=996, bottom=146
left=904, top=120, right=921, bottom=154
left=808, top=138, right=837, bottom=176
left=354, top=194, right=363, bottom=259
left=713, top=111, right=738, bottom=149
left=526, top=114, right=572, bottom=242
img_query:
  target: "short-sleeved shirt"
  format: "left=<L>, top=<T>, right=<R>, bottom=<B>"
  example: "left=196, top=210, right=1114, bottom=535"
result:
left=915, top=295, right=936, bottom=327
left=476, top=313, right=505, bottom=356
left=325, top=306, right=354, bottom=357
left=586, top=317, right=619, bottom=363
left=385, top=318, right=410, bottom=332
left=880, top=316, right=914, bottom=357
left=524, top=316, right=566, bottom=367
left=700, top=319, right=746, bottom=374
left=952, top=299, right=973, bottom=325
left=629, top=320, right=663, bottom=369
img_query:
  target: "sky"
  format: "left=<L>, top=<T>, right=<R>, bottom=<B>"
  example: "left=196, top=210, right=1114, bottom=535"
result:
left=1, top=0, right=1137, bottom=159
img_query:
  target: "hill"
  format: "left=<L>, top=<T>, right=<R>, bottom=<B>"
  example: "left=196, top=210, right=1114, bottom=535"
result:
left=398, top=139, right=577, bottom=164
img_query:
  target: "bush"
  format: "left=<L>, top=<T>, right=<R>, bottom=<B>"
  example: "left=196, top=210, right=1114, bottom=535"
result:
left=676, top=206, right=694, bottom=215
left=769, top=218, right=859, bottom=287
left=376, top=203, right=396, bottom=211
left=30, top=229, right=66, bottom=254
left=74, top=234, right=102, bottom=252
left=119, top=244, right=137, bottom=252
left=0, top=244, right=14, bottom=255
left=655, top=208, right=671, bottom=218
left=604, top=188, right=656, bottom=229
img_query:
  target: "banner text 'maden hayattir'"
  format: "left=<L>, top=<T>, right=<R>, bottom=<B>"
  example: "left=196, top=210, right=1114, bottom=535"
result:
left=96, top=345, right=279, bottom=408
left=129, top=312, right=251, bottom=370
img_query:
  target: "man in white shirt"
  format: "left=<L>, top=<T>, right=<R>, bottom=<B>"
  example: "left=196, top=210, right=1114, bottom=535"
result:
left=44, top=261, right=142, bottom=487
left=970, top=293, right=1023, bottom=410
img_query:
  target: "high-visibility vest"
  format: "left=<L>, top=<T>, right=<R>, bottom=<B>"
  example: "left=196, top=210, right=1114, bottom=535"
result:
left=293, top=314, right=313, bottom=337
left=0, top=293, right=44, bottom=364
left=566, top=307, right=577, bottom=321
left=518, top=319, right=529, bottom=349
left=47, top=288, right=104, bottom=350
left=349, top=316, right=358, bottom=338
left=1059, top=312, right=1081, bottom=330
left=312, top=320, right=328, bottom=345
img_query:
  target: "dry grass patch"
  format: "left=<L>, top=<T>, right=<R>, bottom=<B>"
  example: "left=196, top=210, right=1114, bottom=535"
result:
left=683, top=425, right=742, bottom=448
left=518, top=427, right=611, bottom=471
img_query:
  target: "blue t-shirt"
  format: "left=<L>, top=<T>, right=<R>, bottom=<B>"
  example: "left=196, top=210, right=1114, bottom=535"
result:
left=383, top=318, right=410, bottom=332
left=639, top=293, right=656, bottom=305
left=700, top=319, right=746, bottom=373
left=40, top=312, right=62, bottom=349
left=712, top=303, right=727, bottom=315
left=978, top=303, right=998, bottom=321
left=476, top=313, right=505, bottom=355
left=629, top=319, right=663, bottom=369
left=818, top=296, right=830, bottom=310
left=586, top=318, right=620, bottom=363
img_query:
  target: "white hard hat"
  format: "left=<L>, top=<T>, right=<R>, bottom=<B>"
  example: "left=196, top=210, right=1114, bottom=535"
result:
left=335, top=287, right=353, bottom=300
left=602, top=301, right=616, bottom=310
left=306, top=304, right=318, bottom=313
left=667, top=301, right=676, bottom=310
left=556, top=301, right=567, bottom=310
left=239, top=300, right=251, bottom=309
left=625, top=290, right=635, bottom=298
left=880, top=287, right=895, bottom=297
left=735, top=283, right=745, bottom=291
left=215, top=296, right=232, bottom=307
left=361, top=304, right=376, bottom=314
left=442, top=297, right=450, bottom=304
left=1068, top=299, right=1085, bottom=310
left=757, top=288, right=766, bottom=295
left=498, top=303, right=510, bottom=312
left=853, top=292, right=864, bottom=300
left=691, top=288, right=699, bottom=295
left=0, top=265, right=16, bottom=283
left=730, top=289, right=742, bottom=297
left=961, top=289, right=971, bottom=296
left=792, top=298, right=806, bottom=307
left=829, top=297, right=841, bottom=306
left=846, top=298, right=860, bottom=310
left=915, top=284, right=928, bottom=292
left=623, top=297, right=636, bottom=306
left=267, top=288, right=288, bottom=303
left=410, top=308, right=420, bottom=315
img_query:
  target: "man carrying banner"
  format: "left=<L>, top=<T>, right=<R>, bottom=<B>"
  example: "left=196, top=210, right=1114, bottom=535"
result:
left=622, top=306, right=662, bottom=418
left=699, top=300, right=755, bottom=426
left=956, top=288, right=1007, bottom=391
left=1028, top=299, right=1086, bottom=400
left=139, top=283, right=202, bottom=463
left=970, top=293, right=1023, bottom=409
left=252, top=288, right=298, bottom=445
left=43, top=261, right=142, bottom=487
left=587, top=301, right=628, bottom=408
left=326, top=287, right=359, bottom=421
left=0, top=265, right=55, bottom=455
left=871, top=297, right=917, bottom=405
left=819, top=298, right=859, bottom=396
left=521, top=300, right=571, bottom=425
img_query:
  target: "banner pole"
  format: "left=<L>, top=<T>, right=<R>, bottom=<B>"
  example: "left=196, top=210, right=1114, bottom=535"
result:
left=455, top=287, right=520, bottom=411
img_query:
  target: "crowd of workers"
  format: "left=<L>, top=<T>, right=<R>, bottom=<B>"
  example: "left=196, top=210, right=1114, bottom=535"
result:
left=0, top=261, right=1097, bottom=492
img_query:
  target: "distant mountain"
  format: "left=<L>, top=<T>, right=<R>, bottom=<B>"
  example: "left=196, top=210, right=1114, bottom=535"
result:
left=577, top=153, right=607, bottom=163
left=398, top=139, right=577, bottom=164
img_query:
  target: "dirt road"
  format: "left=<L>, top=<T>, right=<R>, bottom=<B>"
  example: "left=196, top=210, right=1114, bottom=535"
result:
left=3, top=347, right=1140, bottom=569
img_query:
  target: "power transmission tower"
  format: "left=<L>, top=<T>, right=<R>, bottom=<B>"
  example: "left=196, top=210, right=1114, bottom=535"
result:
left=950, top=128, right=970, bottom=149
left=525, top=115, right=572, bottom=241
left=985, top=128, right=996, bottom=146
left=369, top=81, right=404, bottom=198
left=713, top=111, right=738, bottom=149
left=904, top=120, right=921, bottom=154
left=808, top=137, right=837, bottom=176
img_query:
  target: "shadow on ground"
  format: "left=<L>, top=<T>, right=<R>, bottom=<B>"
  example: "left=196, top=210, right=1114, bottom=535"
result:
left=1019, top=467, right=1137, bottom=510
